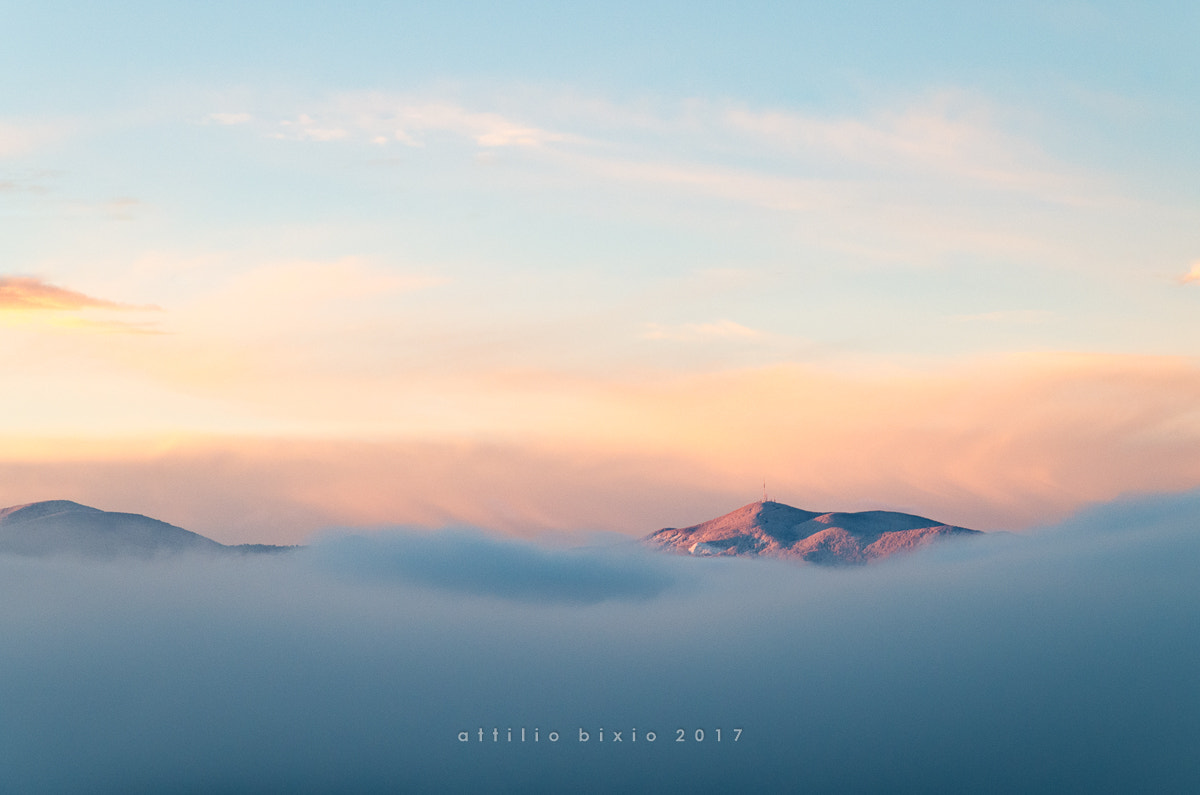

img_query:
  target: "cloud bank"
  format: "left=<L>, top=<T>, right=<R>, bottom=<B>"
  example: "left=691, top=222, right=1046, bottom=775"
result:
left=0, top=491, right=1197, bottom=792
left=315, top=529, right=673, bottom=604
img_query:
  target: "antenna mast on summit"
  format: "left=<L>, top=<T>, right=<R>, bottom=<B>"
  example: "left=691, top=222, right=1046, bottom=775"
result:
left=762, top=479, right=768, bottom=503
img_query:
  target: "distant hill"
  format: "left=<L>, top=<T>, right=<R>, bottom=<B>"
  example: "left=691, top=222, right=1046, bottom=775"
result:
left=645, top=500, right=980, bottom=565
left=0, top=500, right=296, bottom=559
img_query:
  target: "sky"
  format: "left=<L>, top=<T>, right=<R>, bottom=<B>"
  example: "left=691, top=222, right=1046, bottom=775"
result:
left=3, top=1, right=1199, bottom=543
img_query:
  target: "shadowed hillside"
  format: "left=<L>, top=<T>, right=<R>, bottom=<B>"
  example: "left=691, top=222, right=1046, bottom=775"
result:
left=0, top=500, right=295, bottom=558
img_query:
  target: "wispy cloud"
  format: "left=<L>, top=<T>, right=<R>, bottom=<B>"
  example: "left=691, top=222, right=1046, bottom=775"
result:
left=206, top=112, right=252, bottom=126
left=722, top=91, right=1086, bottom=201
left=50, top=317, right=168, bottom=335
left=100, top=196, right=141, bottom=221
left=0, top=122, right=45, bottom=158
left=0, top=172, right=52, bottom=194
left=209, top=87, right=1109, bottom=267
left=1179, top=262, right=1200, bottom=284
left=642, top=319, right=763, bottom=341
left=0, top=276, right=149, bottom=312
left=0, top=120, right=71, bottom=158
left=268, top=95, right=568, bottom=149
left=949, top=310, right=1053, bottom=323
left=0, top=276, right=163, bottom=337
left=556, top=150, right=838, bottom=213
left=277, top=113, right=349, bottom=141
left=185, top=258, right=445, bottom=322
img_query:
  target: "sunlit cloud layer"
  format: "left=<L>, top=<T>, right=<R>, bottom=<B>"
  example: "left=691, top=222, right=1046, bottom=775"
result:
left=1, top=351, right=1197, bottom=543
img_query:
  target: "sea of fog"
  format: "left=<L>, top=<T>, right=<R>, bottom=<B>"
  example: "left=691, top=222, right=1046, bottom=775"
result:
left=1, top=491, right=1198, bottom=793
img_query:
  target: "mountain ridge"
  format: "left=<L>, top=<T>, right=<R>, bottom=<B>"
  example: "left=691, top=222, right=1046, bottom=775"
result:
left=645, top=500, right=981, bottom=565
left=0, top=500, right=295, bottom=559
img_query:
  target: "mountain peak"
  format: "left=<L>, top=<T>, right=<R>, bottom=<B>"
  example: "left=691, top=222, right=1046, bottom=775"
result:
left=0, top=499, right=101, bottom=523
left=0, top=500, right=292, bottom=559
left=646, top=500, right=980, bottom=565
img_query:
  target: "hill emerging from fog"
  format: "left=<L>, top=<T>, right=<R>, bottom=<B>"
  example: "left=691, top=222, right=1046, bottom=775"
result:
left=0, top=500, right=295, bottom=559
left=645, top=500, right=981, bottom=565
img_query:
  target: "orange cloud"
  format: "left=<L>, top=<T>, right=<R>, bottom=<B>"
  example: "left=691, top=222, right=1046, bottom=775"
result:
left=0, top=276, right=140, bottom=311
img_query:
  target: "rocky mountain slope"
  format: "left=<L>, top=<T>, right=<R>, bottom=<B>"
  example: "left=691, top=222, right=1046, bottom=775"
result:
left=645, top=500, right=980, bottom=565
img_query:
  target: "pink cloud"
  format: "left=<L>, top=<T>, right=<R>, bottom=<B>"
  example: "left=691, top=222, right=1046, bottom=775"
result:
left=0, top=276, right=135, bottom=311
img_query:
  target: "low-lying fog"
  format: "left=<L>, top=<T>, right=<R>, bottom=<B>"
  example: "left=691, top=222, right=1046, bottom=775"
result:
left=2, top=491, right=1198, bottom=793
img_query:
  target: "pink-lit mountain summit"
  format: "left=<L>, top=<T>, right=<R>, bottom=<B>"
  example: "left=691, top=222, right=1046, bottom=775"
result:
left=645, top=500, right=980, bottom=565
